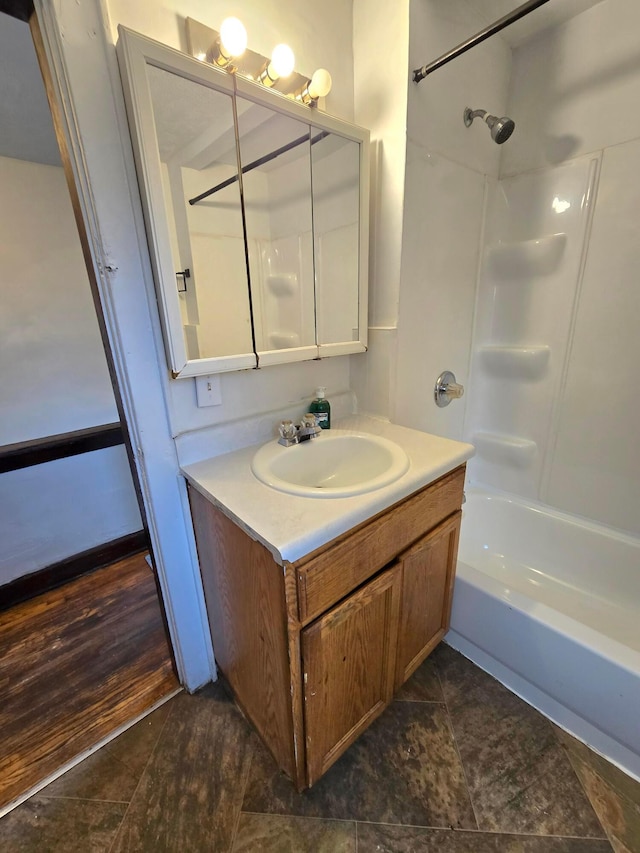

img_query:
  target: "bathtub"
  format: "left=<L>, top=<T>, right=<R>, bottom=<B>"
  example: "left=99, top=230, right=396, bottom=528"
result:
left=447, top=487, right=640, bottom=781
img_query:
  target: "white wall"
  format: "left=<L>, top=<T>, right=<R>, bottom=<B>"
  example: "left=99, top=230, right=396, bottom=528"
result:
left=350, top=0, right=409, bottom=418
left=0, top=447, right=142, bottom=584
left=392, top=0, right=512, bottom=439
left=501, top=0, right=640, bottom=177
left=466, top=0, right=640, bottom=535
left=544, top=134, right=640, bottom=534
left=0, top=155, right=142, bottom=585
left=0, top=156, right=118, bottom=442
left=105, top=0, right=356, bottom=465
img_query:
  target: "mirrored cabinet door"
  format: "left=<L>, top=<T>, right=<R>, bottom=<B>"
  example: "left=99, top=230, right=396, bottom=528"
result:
left=234, top=84, right=317, bottom=367
left=147, top=66, right=255, bottom=365
left=310, top=130, right=363, bottom=354
left=118, top=30, right=257, bottom=376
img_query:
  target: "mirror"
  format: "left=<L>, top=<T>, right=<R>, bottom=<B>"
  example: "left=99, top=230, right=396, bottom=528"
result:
left=117, top=28, right=369, bottom=378
left=311, top=130, right=361, bottom=351
left=234, top=93, right=316, bottom=366
left=146, top=65, right=254, bottom=362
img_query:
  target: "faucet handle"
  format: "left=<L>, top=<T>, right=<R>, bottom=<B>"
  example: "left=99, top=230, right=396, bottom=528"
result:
left=279, top=419, right=297, bottom=441
left=434, top=371, right=465, bottom=408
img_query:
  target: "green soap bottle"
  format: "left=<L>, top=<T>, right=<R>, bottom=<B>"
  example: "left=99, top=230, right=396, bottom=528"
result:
left=310, top=386, right=331, bottom=429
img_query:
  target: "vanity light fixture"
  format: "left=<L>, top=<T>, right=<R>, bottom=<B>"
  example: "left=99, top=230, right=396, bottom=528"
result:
left=186, top=17, right=328, bottom=107
left=292, top=68, right=332, bottom=105
left=257, top=43, right=295, bottom=87
left=207, top=16, right=247, bottom=68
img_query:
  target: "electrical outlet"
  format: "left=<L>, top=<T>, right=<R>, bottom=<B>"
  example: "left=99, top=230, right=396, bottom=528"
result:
left=195, top=375, right=222, bottom=407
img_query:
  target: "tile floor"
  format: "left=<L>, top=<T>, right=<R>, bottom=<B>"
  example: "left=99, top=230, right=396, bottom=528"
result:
left=1, top=643, right=638, bottom=852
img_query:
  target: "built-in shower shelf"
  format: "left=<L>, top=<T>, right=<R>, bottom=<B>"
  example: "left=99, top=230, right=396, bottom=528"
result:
left=268, top=331, right=300, bottom=349
left=473, top=432, right=537, bottom=469
left=487, top=232, right=567, bottom=278
left=267, top=273, right=298, bottom=296
left=478, top=346, right=551, bottom=379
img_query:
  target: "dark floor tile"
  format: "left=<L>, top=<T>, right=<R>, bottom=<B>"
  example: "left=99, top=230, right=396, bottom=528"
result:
left=554, top=727, right=640, bottom=811
left=104, top=700, right=173, bottom=776
left=396, top=655, right=444, bottom=703
left=564, top=756, right=640, bottom=853
left=39, top=701, right=173, bottom=804
left=434, top=644, right=606, bottom=837
left=243, top=699, right=476, bottom=829
left=110, top=683, right=255, bottom=852
left=232, top=813, right=355, bottom=852
left=357, top=822, right=613, bottom=852
left=38, top=750, right=138, bottom=804
left=0, top=795, right=126, bottom=852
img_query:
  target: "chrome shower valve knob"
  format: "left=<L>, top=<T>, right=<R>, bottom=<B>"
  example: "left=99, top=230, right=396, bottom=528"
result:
left=435, top=371, right=465, bottom=407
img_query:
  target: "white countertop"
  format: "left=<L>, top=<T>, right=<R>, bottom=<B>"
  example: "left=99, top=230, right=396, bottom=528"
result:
left=181, top=415, right=474, bottom=565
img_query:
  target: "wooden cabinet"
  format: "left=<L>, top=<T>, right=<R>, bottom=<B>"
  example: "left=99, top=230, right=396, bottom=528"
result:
left=302, top=564, right=401, bottom=786
left=188, top=464, right=465, bottom=790
left=394, top=512, right=461, bottom=690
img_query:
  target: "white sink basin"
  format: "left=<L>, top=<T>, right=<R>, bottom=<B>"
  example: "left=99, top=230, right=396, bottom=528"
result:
left=251, top=430, right=410, bottom=498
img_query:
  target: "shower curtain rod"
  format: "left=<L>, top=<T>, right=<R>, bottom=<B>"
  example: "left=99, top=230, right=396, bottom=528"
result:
left=188, top=129, right=329, bottom=205
left=412, top=0, right=551, bottom=82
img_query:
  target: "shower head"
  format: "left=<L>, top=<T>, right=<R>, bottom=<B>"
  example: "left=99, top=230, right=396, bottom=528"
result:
left=464, top=107, right=515, bottom=145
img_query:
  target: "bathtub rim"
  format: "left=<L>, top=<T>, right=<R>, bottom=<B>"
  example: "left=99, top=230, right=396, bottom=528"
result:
left=463, top=483, right=640, bottom=550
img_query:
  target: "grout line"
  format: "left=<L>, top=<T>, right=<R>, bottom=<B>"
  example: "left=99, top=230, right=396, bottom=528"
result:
left=559, top=746, right=620, bottom=848
left=106, top=690, right=180, bottom=853
left=239, top=811, right=356, bottom=825
left=355, top=818, right=358, bottom=852
left=228, top=739, right=256, bottom=853
left=433, top=655, right=481, bottom=833
left=33, top=794, right=130, bottom=805
left=234, top=810, right=611, bottom=842
left=347, top=818, right=619, bottom=840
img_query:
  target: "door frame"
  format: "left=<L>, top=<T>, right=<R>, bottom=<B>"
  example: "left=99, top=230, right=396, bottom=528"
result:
left=26, top=0, right=214, bottom=691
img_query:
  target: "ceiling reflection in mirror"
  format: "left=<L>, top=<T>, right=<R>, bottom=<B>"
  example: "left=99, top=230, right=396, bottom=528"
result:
left=311, top=131, right=361, bottom=347
left=234, top=96, right=316, bottom=355
left=147, top=64, right=254, bottom=360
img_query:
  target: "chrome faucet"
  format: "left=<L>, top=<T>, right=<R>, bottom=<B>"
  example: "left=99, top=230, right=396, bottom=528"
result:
left=278, top=414, right=322, bottom=446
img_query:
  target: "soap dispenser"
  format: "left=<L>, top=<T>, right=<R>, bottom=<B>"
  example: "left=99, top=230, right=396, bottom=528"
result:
left=309, top=387, right=331, bottom=429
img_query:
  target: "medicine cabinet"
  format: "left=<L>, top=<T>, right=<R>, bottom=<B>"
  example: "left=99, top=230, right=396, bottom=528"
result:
left=117, top=28, right=369, bottom=378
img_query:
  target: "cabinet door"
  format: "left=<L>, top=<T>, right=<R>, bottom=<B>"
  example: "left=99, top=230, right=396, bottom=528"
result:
left=301, top=564, right=401, bottom=786
left=395, top=511, right=462, bottom=691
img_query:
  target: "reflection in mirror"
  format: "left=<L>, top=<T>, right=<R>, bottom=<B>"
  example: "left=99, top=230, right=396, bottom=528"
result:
left=311, top=132, right=360, bottom=346
left=234, top=97, right=316, bottom=357
left=146, top=64, right=254, bottom=360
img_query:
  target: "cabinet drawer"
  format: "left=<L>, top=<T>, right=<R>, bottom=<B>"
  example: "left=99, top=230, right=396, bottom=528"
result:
left=294, top=465, right=465, bottom=624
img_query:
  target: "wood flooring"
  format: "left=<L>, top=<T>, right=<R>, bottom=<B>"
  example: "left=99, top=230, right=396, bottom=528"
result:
left=0, top=553, right=178, bottom=810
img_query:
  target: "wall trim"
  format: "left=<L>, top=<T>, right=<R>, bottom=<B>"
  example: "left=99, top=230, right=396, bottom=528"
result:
left=30, top=0, right=215, bottom=690
left=0, top=423, right=123, bottom=474
left=0, top=529, right=148, bottom=611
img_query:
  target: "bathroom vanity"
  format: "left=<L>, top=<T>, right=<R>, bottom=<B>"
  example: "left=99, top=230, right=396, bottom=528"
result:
left=182, top=418, right=473, bottom=789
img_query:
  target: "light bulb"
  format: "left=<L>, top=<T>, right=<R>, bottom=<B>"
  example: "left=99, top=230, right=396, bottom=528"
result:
left=270, top=43, right=295, bottom=78
left=308, top=68, right=332, bottom=99
left=220, top=17, right=247, bottom=58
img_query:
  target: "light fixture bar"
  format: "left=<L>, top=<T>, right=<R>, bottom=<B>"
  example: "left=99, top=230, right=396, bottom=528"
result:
left=413, top=0, right=551, bottom=82
left=189, top=130, right=329, bottom=205
left=186, top=18, right=311, bottom=96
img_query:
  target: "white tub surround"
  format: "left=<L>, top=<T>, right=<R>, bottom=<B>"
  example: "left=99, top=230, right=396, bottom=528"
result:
left=181, top=415, right=473, bottom=564
left=449, top=488, right=640, bottom=781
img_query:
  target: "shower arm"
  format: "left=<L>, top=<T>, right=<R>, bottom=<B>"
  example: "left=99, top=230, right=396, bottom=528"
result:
left=412, top=0, right=551, bottom=83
